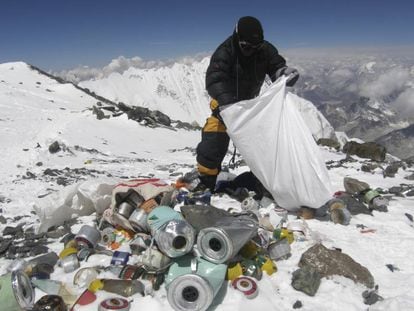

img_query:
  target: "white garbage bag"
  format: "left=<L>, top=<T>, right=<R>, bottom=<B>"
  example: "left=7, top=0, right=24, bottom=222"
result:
left=33, top=178, right=116, bottom=233
left=220, top=76, right=332, bottom=211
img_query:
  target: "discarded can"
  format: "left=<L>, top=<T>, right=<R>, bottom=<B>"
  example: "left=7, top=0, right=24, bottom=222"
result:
left=77, top=247, right=94, bottom=262
left=128, top=208, right=149, bottom=233
left=111, top=251, right=131, bottom=266
left=99, top=297, right=130, bottom=311
left=241, top=259, right=262, bottom=280
left=267, top=238, right=291, bottom=261
left=89, top=279, right=145, bottom=297
left=75, top=225, right=101, bottom=249
left=165, top=255, right=227, bottom=311
left=141, top=247, right=172, bottom=270
left=241, top=197, right=259, bottom=212
left=73, top=267, right=101, bottom=288
left=148, top=206, right=195, bottom=258
left=226, top=262, right=244, bottom=281
left=239, top=240, right=259, bottom=259
left=273, top=228, right=294, bottom=244
left=59, top=254, right=80, bottom=273
left=33, top=295, right=67, bottom=311
left=197, top=218, right=258, bottom=264
left=255, top=255, right=277, bottom=276
left=119, top=265, right=145, bottom=280
left=231, top=276, right=258, bottom=299
left=101, top=227, right=116, bottom=245
left=117, top=202, right=135, bottom=219
left=59, top=247, right=78, bottom=259
left=129, top=233, right=152, bottom=255
left=0, top=271, right=35, bottom=311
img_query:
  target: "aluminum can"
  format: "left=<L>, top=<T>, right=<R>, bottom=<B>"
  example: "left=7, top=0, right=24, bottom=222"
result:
left=0, top=271, right=35, bottom=311
left=75, top=225, right=101, bottom=249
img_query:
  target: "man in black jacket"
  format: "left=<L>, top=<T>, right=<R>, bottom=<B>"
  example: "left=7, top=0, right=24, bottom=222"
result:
left=196, top=16, right=299, bottom=191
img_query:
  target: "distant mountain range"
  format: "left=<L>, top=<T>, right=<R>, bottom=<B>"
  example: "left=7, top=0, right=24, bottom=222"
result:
left=63, top=52, right=414, bottom=159
left=3, top=48, right=414, bottom=159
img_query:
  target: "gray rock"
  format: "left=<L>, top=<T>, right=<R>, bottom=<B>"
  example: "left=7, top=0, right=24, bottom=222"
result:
left=30, top=245, right=49, bottom=256
left=0, top=215, right=7, bottom=224
left=3, top=224, right=24, bottom=236
left=336, top=193, right=371, bottom=215
left=317, top=138, right=340, bottom=150
left=0, top=239, right=12, bottom=255
left=291, top=266, right=321, bottom=296
left=383, top=162, right=403, bottom=178
left=48, top=141, right=61, bottom=153
left=343, top=141, right=386, bottom=162
left=293, top=300, right=303, bottom=309
left=343, top=177, right=370, bottom=194
left=404, top=172, right=414, bottom=180
left=406, top=190, right=414, bottom=197
left=388, top=186, right=403, bottom=195
left=363, top=286, right=383, bottom=305
left=299, top=244, right=375, bottom=288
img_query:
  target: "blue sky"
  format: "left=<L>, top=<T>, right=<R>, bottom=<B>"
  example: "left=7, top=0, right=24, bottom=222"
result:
left=1, top=0, right=413, bottom=70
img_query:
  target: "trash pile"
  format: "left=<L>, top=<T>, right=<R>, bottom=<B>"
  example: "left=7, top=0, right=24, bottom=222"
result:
left=1, top=173, right=393, bottom=311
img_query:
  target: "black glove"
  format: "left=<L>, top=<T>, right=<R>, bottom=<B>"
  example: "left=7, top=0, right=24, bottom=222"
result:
left=275, top=66, right=299, bottom=87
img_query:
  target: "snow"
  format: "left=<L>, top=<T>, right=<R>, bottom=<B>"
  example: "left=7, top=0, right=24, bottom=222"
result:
left=1, top=62, right=414, bottom=310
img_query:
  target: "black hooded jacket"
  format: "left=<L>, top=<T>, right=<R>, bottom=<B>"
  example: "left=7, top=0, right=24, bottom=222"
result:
left=206, top=33, right=286, bottom=107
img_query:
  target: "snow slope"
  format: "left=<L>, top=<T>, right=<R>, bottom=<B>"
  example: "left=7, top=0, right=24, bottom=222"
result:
left=1, top=62, right=414, bottom=310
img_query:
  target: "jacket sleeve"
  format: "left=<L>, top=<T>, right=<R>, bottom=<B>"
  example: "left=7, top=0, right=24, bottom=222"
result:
left=266, top=43, right=287, bottom=82
left=205, top=46, right=237, bottom=107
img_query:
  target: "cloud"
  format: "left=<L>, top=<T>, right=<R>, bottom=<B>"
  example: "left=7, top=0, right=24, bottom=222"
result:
left=392, top=87, right=414, bottom=118
left=359, top=67, right=410, bottom=98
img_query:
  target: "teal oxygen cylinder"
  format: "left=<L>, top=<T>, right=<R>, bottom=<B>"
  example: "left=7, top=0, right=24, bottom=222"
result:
left=147, top=206, right=195, bottom=258
left=165, top=255, right=227, bottom=311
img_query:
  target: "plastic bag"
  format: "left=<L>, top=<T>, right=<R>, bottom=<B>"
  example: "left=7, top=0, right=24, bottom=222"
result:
left=220, top=77, right=332, bottom=211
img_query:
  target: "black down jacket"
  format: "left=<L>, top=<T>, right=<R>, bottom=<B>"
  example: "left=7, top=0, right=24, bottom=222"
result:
left=206, top=33, right=287, bottom=107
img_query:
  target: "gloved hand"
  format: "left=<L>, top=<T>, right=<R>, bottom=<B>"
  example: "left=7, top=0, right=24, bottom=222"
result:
left=275, top=66, right=299, bottom=87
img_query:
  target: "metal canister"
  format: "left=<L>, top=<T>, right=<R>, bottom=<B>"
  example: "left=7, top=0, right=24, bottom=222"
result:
left=59, top=254, right=80, bottom=273
left=33, top=295, right=67, bottom=311
left=99, top=297, right=130, bottom=311
left=117, top=202, right=135, bottom=219
left=267, top=238, right=291, bottom=261
left=165, top=256, right=227, bottom=311
left=0, top=271, right=35, bottom=311
left=75, top=225, right=101, bottom=249
left=101, top=227, right=116, bottom=245
left=128, top=208, right=149, bottom=233
left=153, top=219, right=195, bottom=258
left=119, top=265, right=145, bottom=280
left=148, top=206, right=195, bottom=258
left=141, top=247, right=172, bottom=270
left=197, top=218, right=258, bottom=264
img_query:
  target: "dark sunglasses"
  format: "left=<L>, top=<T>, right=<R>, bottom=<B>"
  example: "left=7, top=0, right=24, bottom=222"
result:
left=239, top=40, right=263, bottom=50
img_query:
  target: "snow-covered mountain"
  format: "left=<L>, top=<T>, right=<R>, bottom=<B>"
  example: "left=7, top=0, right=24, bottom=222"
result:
left=79, top=59, right=211, bottom=126
left=60, top=50, right=414, bottom=158
left=1, top=60, right=414, bottom=311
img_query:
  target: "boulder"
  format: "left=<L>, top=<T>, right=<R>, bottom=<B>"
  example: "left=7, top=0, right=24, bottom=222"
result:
left=299, top=244, right=375, bottom=288
left=343, top=141, right=386, bottom=162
